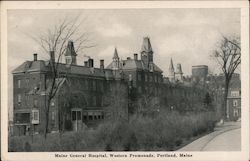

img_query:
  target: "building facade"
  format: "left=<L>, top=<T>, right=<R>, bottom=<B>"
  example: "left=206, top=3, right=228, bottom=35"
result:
left=226, top=89, right=241, bottom=121
left=12, top=37, right=213, bottom=136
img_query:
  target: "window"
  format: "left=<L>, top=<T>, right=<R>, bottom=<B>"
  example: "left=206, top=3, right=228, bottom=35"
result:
left=155, top=75, right=157, bottom=82
left=31, top=109, right=39, bottom=124
left=72, top=111, right=76, bottom=121
left=66, top=58, right=71, bottom=64
left=71, top=110, right=82, bottom=121
left=149, top=75, right=153, bottom=82
left=25, top=94, right=29, bottom=106
left=92, top=96, right=97, bottom=106
left=137, top=86, right=142, bottom=93
left=88, top=80, right=91, bottom=90
left=15, top=113, right=30, bottom=124
left=84, top=79, right=88, bottom=90
left=233, top=100, right=238, bottom=107
left=93, top=80, right=96, bottom=91
left=234, top=109, right=238, bottom=117
left=100, top=81, right=104, bottom=92
left=18, top=94, right=21, bottom=104
left=231, top=91, right=240, bottom=97
left=137, top=73, right=141, bottom=81
left=83, top=114, right=87, bottom=120
left=34, top=99, right=38, bottom=107
left=155, top=87, right=158, bottom=95
left=129, top=74, right=132, bottom=81
left=26, top=78, right=29, bottom=86
left=18, top=79, right=21, bottom=88
left=51, top=111, right=55, bottom=121
left=77, top=111, right=81, bottom=120
left=149, top=63, right=154, bottom=72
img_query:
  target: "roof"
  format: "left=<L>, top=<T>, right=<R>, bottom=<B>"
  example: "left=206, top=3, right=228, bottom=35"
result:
left=113, top=48, right=119, bottom=59
left=106, top=59, right=163, bottom=73
left=12, top=59, right=120, bottom=80
left=141, top=37, right=153, bottom=53
left=12, top=60, right=49, bottom=74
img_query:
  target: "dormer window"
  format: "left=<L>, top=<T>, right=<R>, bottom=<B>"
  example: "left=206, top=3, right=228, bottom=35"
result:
left=66, top=58, right=71, bottom=65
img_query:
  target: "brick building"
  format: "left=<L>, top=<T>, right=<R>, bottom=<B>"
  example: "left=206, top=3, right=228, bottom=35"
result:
left=12, top=37, right=209, bottom=135
left=227, top=89, right=241, bottom=121
left=12, top=40, right=129, bottom=135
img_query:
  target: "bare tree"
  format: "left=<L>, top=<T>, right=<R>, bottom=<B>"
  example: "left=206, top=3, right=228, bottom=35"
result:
left=212, top=36, right=241, bottom=120
left=29, top=15, right=95, bottom=138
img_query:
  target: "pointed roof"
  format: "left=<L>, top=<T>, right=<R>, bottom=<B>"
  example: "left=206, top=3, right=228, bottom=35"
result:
left=12, top=60, right=49, bottom=74
left=141, top=37, right=153, bottom=53
left=65, top=40, right=77, bottom=56
left=169, top=58, right=174, bottom=71
left=113, top=48, right=119, bottom=59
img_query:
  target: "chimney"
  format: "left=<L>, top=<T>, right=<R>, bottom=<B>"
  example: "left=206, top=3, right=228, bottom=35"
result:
left=33, top=53, right=37, bottom=61
left=50, top=51, right=55, bottom=62
left=88, top=58, right=94, bottom=68
left=134, top=53, right=138, bottom=60
left=100, top=59, right=104, bottom=69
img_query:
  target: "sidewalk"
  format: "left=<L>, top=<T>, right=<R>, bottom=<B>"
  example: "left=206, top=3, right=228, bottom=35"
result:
left=178, top=121, right=241, bottom=151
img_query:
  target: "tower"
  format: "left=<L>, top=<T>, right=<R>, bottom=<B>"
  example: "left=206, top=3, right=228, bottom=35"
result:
left=175, top=63, right=183, bottom=82
left=65, top=41, right=77, bottom=65
left=141, top=37, right=153, bottom=68
left=112, top=48, right=120, bottom=70
left=168, top=58, right=175, bottom=82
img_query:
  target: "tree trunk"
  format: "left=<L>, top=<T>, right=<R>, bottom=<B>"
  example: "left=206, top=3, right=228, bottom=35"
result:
left=222, top=78, right=230, bottom=121
left=44, top=98, right=51, bottom=139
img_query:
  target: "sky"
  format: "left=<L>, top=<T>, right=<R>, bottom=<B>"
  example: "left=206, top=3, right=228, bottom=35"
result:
left=8, top=9, right=240, bottom=75
left=7, top=9, right=240, bottom=119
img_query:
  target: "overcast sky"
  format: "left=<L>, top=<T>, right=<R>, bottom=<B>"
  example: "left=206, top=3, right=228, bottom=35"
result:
left=7, top=9, right=240, bottom=120
left=8, top=9, right=240, bottom=76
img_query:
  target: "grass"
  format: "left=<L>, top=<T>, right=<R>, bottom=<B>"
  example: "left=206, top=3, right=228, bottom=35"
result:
left=9, top=110, right=219, bottom=152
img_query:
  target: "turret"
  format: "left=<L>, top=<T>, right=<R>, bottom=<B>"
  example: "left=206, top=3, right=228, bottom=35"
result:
left=112, top=48, right=120, bottom=70
left=65, top=40, right=77, bottom=65
left=141, top=37, right=153, bottom=68
left=168, top=58, right=175, bottom=82
left=175, top=63, right=183, bottom=82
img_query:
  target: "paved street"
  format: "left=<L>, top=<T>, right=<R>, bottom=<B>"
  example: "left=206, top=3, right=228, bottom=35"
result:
left=178, top=121, right=241, bottom=151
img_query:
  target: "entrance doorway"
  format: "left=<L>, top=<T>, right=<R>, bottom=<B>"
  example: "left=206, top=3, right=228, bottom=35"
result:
left=71, top=108, right=82, bottom=131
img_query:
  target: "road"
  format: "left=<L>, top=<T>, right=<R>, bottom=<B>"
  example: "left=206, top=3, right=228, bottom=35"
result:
left=202, top=128, right=240, bottom=151
left=178, top=121, right=241, bottom=151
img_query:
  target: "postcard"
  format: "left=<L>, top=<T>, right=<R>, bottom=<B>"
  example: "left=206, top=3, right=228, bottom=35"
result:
left=1, top=1, right=249, bottom=161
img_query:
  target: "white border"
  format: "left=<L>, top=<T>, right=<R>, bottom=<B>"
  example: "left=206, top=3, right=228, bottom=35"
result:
left=1, top=1, right=249, bottom=161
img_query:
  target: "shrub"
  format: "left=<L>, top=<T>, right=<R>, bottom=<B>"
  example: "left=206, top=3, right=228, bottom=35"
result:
left=9, top=111, right=219, bottom=151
